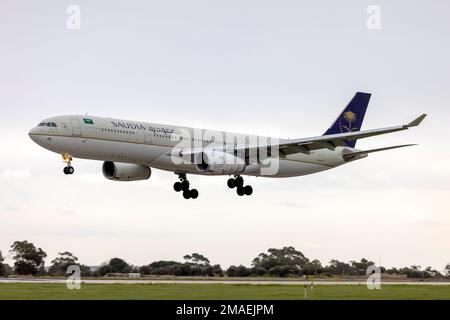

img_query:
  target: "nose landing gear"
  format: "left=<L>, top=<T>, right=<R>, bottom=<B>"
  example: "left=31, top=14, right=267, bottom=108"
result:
left=227, top=175, right=253, bottom=196
left=62, top=153, right=75, bottom=175
left=174, top=173, right=198, bottom=199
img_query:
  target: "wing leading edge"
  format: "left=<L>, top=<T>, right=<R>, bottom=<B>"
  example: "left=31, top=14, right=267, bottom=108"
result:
left=271, top=113, right=426, bottom=156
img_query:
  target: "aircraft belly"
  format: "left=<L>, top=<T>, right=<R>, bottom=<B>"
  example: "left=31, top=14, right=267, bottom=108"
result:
left=45, top=136, right=164, bottom=164
left=259, top=159, right=332, bottom=178
left=41, top=136, right=334, bottom=177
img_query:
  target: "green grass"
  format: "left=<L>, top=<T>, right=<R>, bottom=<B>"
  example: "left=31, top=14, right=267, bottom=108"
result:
left=0, top=283, right=449, bottom=300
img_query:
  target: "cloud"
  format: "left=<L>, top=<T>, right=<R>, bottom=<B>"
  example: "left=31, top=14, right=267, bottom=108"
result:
left=58, top=209, right=77, bottom=216
left=75, top=173, right=105, bottom=183
left=0, top=170, right=31, bottom=180
left=281, top=201, right=308, bottom=209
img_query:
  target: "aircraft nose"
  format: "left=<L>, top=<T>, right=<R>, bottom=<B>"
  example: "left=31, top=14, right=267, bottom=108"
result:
left=28, top=127, right=40, bottom=142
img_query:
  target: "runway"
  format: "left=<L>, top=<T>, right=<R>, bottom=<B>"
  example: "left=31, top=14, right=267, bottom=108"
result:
left=1, top=278, right=450, bottom=285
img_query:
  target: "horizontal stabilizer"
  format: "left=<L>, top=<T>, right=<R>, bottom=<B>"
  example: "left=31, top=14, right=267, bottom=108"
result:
left=343, top=144, right=417, bottom=161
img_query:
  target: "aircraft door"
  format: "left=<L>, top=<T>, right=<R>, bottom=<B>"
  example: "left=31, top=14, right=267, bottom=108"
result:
left=70, top=119, right=81, bottom=136
left=144, top=132, right=152, bottom=144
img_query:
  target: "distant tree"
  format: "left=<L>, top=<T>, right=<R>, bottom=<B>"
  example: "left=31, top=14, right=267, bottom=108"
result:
left=79, top=265, right=92, bottom=277
left=96, top=263, right=112, bottom=276
left=325, top=259, right=356, bottom=275
left=269, top=265, right=300, bottom=277
left=97, top=258, right=132, bottom=276
left=139, top=265, right=151, bottom=275
left=140, top=256, right=223, bottom=277
left=236, top=265, right=251, bottom=277
left=252, top=247, right=309, bottom=272
left=211, top=264, right=224, bottom=277
left=149, top=260, right=182, bottom=269
left=350, top=258, right=375, bottom=276
left=445, top=264, right=450, bottom=277
left=47, top=251, right=92, bottom=277
left=10, top=241, right=47, bottom=275
left=400, top=265, right=439, bottom=279
left=0, top=251, right=5, bottom=277
left=227, top=265, right=251, bottom=277
left=385, top=267, right=399, bottom=275
left=252, top=266, right=268, bottom=276
left=302, top=259, right=324, bottom=275
left=424, top=266, right=441, bottom=278
left=174, top=263, right=192, bottom=276
left=146, top=260, right=183, bottom=275
left=183, top=253, right=210, bottom=266
left=109, top=258, right=132, bottom=273
left=48, top=252, right=79, bottom=275
left=2, top=264, right=13, bottom=277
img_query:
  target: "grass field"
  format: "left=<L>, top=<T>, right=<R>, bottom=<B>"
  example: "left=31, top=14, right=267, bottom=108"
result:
left=0, top=283, right=449, bottom=300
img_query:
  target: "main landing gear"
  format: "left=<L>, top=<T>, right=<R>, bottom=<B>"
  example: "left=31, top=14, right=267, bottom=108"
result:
left=227, top=175, right=253, bottom=196
left=62, top=153, right=75, bottom=175
left=173, top=173, right=198, bottom=200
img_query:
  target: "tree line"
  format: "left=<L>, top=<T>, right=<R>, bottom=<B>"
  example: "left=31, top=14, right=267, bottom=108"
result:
left=1, top=241, right=449, bottom=279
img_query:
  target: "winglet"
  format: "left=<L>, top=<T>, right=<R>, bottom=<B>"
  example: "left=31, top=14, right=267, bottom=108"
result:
left=407, top=114, right=427, bottom=127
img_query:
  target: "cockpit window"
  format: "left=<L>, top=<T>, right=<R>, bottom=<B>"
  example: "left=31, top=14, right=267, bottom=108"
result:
left=37, top=122, right=57, bottom=127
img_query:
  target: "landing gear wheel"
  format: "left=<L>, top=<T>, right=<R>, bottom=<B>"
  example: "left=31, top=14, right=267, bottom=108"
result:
left=183, top=190, right=191, bottom=199
left=181, top=180, right=190, bottom=191
left=190, top=189, right=199, bottom=199
left=227, top=178, right=236, bottom=188
left=230, top=176, right=251, bottom=196
left=62, top=154, right=74, bottom=175
left=175, top=173, right=199, bottom=199
left=174, top=182, right=182, bottom=192
left=64, top=166, right=74, bottom=175
left=235, top=176, right=244, bottom=187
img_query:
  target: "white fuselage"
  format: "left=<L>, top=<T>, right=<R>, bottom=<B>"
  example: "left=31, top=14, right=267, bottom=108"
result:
left=29, top=115, right=353, bottom=178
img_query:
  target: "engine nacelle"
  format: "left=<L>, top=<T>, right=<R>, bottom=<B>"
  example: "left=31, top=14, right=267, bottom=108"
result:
left=196, top=150, right=245, bottom=174
left=102, top=161, right=151, bottom=181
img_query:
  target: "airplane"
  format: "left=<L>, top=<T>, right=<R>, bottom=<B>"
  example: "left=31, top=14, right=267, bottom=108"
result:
left=28, top=92, right=426, bottom=199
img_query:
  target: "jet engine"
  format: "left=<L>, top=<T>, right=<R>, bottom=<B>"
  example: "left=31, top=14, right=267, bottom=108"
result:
left=102, top=161, right=151, bottom=181
left=196, top=150, right=245, bottom=174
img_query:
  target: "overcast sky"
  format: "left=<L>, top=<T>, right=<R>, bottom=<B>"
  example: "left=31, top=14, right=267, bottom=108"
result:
left=0, top=0, right=449, bottom=271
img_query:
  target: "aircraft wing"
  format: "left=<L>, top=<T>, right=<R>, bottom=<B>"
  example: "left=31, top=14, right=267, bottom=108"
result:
left=248, top=114, right=426, bottom=156
left=174, top=114, right=426, bottom=160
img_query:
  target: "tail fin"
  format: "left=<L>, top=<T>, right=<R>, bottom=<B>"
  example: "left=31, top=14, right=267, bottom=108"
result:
left=323, top=92, right=371, bottom=148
